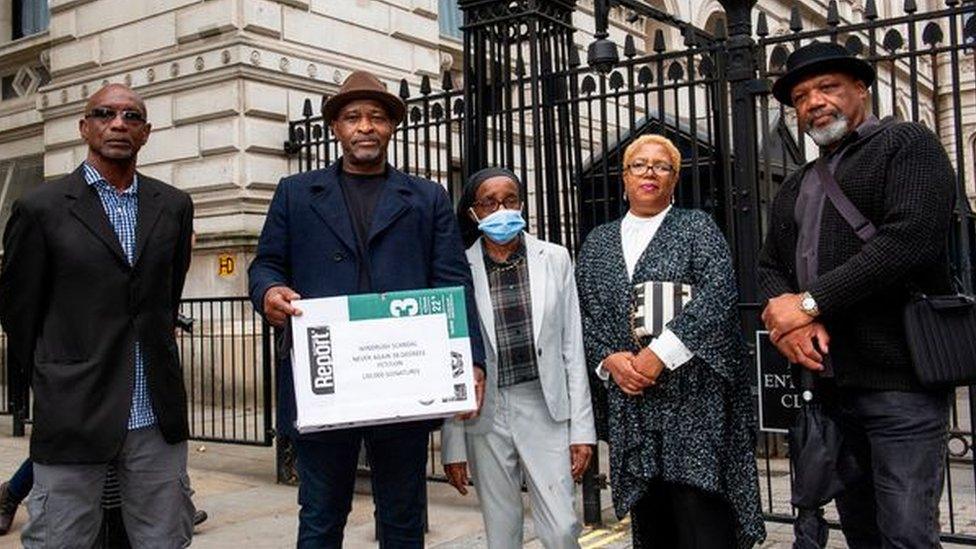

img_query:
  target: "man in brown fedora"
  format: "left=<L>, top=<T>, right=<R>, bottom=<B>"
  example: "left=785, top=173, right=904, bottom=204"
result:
left=248, top=70, right=485, bottom=547
left=758, top=42, right=956, bottom=546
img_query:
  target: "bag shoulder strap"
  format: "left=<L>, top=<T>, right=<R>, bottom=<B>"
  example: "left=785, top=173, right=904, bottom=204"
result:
left=814, top=159, right=877, bottom=242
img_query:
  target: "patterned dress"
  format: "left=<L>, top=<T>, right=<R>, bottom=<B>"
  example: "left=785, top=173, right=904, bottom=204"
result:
left=576, top=208, right=765, bottom=548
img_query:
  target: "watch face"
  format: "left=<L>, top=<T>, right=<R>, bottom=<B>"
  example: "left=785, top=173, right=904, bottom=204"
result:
left=802, top=297, right=816, bottom=311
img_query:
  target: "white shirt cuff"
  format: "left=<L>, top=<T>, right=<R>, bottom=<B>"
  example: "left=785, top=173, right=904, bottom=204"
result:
left=648, top=329, right=694, bottom=370
left=595, top=361, right=611, bottom=381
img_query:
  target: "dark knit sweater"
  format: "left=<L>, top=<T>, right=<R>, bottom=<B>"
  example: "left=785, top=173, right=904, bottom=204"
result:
left=758, top=118, right=956, bottom=391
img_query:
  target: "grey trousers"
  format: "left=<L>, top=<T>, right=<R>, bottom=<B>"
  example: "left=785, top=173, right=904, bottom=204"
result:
left=466, top=380, right=581, bottom=549
left=22, top=427, right=194, bottom=549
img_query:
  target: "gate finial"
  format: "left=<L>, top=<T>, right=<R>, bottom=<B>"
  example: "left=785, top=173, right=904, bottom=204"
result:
left=588, top=0, right=619, bottom=74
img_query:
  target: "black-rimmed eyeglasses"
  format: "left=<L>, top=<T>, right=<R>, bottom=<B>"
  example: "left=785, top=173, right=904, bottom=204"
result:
left=626, top=162, right=674, bottom=177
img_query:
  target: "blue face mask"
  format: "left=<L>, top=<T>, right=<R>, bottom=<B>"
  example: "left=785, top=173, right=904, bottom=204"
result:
left=475, top=208, right=526, bottom=244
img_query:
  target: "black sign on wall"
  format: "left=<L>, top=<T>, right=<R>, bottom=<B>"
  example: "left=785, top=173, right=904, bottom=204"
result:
left=755, top=331, right=802, bottom=433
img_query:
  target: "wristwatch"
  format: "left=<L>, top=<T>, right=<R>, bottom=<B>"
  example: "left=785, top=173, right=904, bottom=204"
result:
left=799, top=291, right=820, bottom=317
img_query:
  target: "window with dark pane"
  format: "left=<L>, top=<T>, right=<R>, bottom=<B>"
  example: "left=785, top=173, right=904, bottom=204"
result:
left=12, top=0, right=49, bottom=40
left=439, top=0, right=462, bottom=40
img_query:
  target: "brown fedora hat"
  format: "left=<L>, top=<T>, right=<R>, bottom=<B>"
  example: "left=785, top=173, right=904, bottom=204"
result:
left=322, top=70, right=406, bottom=124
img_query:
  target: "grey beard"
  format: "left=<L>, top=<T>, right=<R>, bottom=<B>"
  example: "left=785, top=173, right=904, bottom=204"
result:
left=806, top=114, right=850, bottom=147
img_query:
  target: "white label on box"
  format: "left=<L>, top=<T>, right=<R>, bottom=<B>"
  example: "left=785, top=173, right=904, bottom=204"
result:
left=324, top=315, right=452, bottom=400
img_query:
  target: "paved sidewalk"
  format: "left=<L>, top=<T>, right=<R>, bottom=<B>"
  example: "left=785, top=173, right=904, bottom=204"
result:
left=0, top=419, right=973, bottom=548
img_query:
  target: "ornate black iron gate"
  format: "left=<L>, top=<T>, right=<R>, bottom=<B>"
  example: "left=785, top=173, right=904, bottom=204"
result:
left=284, top=0, right=976, bottom=541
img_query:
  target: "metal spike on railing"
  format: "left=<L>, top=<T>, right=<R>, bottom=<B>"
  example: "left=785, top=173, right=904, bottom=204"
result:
left=903, top=0, right=917, bottom=14
left=699, top=55, right=715, bottom=78
left=827, top=1, right=840, bottom=27
left=790, top=6, right=804, bottom=33
left=922, top=22, right=944, bottom=47
left=770, top=45, right=790, bottom=72
left=653, top=29, right=666, bottom=53
left=441, top=71, right=454, bottom=92
left=580, top=75, right=597, bottom=95
left=319, top=95, right=328, bottom=116
left=516, top=57, right=526, bottom=77
left=667, top=61, right=685, bottom=82
left=845, top=35, right=865, bottom=55
left=568, top=46, right=581, bottom=68
left=865, top=0, right=878, bottom=20
left=624, top=35, right=637, bottom=58
left=944, top=0, right=958, bottom=7
left=638, top=66, right=653, bottom=86
left=420, top=75, right=431, bottom=95
left=302, top=98, right=313, bottom=118
left=609, top=71, right=625, bottom=90
left=398, top=79, right=410, bottom=100
left=756, top=12, right=769, bottom=37
left=883, top=29, right=905, bottom=52
left=312, top=124, right=322, bottom=139
left=683, top=26, right=696, bottom=48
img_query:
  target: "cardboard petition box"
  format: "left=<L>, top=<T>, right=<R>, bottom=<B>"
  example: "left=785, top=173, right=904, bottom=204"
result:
left=290, top=286, right=476, bottom=432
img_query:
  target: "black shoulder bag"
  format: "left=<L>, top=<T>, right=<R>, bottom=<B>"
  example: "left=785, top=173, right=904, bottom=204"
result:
left=814, top=160, right=976, bottom=388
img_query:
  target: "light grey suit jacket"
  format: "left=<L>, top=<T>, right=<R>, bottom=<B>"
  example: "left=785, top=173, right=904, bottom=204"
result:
left=442, top=233, right=596, bottom=464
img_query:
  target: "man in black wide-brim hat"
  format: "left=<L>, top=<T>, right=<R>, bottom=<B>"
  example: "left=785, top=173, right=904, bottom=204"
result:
left=758, top=41, right=957, bottom=547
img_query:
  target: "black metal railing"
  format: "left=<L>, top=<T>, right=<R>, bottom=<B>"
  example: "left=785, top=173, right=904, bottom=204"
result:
left=177, top=298, right=275, bottom=446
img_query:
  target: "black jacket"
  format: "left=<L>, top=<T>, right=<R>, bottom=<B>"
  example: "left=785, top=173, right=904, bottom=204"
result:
left=0, top=166, right=194, bottom=463
left=757, top=119, right=956, bottom=391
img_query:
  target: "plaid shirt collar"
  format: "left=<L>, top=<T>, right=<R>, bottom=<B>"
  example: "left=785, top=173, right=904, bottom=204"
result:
left=82, top=162, right=139, bottom=195
left=483, top=235, right=526, bottom=270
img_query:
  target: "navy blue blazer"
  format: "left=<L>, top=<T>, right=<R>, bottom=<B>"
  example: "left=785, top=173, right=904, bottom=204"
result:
left=248, top=159, right=485, bottom=438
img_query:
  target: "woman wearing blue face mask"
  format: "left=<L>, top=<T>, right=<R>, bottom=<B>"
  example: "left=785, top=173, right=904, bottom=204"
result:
left=442, top=168, right=596, bottom=549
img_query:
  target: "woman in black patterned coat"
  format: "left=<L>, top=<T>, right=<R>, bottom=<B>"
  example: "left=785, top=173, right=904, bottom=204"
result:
left=576, top=134, right=765, bottom=548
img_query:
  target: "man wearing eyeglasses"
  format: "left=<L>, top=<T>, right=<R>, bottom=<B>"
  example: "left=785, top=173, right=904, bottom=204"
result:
left=0, top=84, right=195, bottom=548
left=248, top=70, right=485, bottom=548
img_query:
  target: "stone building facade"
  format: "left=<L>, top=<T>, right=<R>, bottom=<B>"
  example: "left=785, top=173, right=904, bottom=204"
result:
left=0, top=0, right=972, bottom=298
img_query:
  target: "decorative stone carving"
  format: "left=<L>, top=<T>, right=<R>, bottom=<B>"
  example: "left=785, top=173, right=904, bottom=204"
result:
left=221, top=50, right=231, bottom=65
left=307, top=63, right=317, bottom=78
left=147, top=68, right=156, bottom=82
left=439, top=52, right=453, bottom=72
left=12, top=66, right=42, bottom=97
left=279, top=57, right=290, bottom=72
left=250, top=50, right=261, bottom=66
left=195, top=56, right=205, bottom=71
left=170, top=62, right=180, bottom=77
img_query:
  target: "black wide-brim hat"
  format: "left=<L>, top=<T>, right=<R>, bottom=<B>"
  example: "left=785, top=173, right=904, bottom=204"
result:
left=772, top=41, right=875, bottom=107
left=323, top=70, right=406, bottom=124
